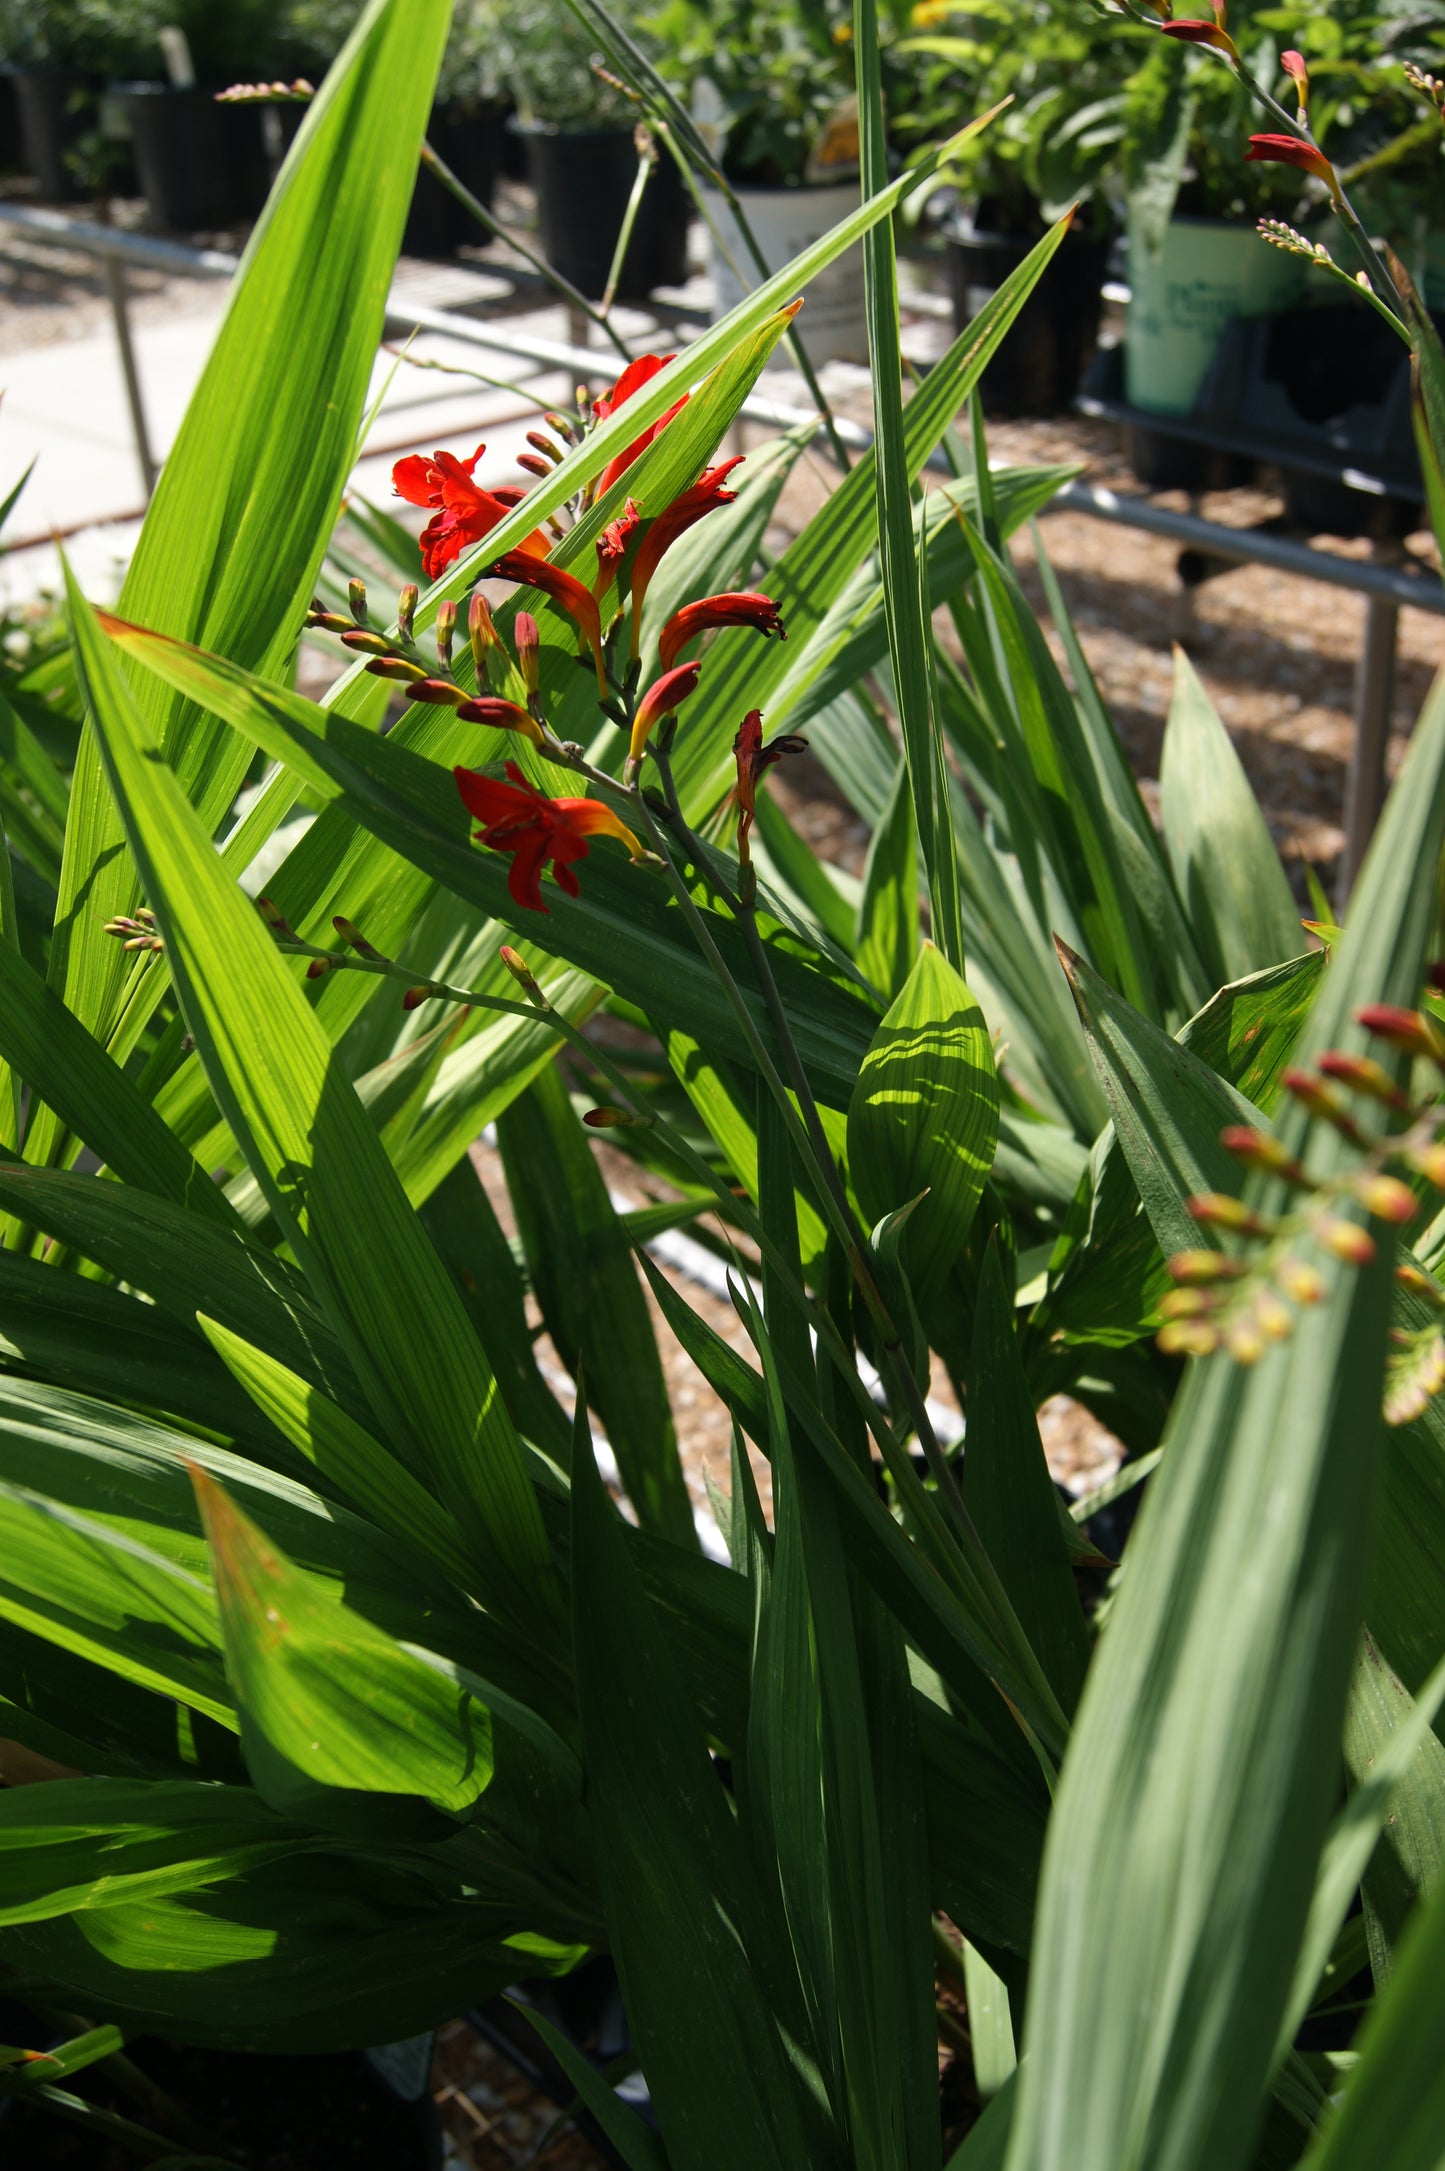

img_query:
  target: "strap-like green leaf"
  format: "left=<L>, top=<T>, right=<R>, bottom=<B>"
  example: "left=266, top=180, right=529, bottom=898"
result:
left=38, top=0, right=453, bottom=1161
left=67, top=575, right=557, bottom=1640
left=0, top=1779, right=314, bottom=1925
left=1158, top=647, right=1302, bottom=989
left=848, top=943, right=999, bottom=1287
left=569, top=1399, right=814, bottom=2169
left=192, top=1468, right=492, bottom=1814
left=1005, top=672, right=1445, bottom=2171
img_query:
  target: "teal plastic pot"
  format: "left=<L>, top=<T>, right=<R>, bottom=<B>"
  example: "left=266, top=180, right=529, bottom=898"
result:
left=1125, top=214, right=1306, bottom=416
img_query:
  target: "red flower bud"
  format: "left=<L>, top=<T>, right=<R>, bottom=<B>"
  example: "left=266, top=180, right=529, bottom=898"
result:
left=1245, top=134, right=1338, bottom=192
left=454, top=694, right=544, bottom=746
left=1220, top=1126, right=1309, bottom=1185
left=404, top=677, right=467, bottom=706
left=514, top=611, right=541, bottom=695
left=658, top=591, right=786, bottom=672
left=1159, top=18, right=1239, bottom=55
left=629, top=661, right=703, bottom=764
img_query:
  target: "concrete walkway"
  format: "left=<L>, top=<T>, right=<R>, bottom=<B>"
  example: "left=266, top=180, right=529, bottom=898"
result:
left=0, top=253, right=720, bottom=607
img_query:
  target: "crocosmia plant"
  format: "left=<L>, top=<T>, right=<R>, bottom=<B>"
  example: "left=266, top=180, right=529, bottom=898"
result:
left=0, top=1, right=1444, bottom=2167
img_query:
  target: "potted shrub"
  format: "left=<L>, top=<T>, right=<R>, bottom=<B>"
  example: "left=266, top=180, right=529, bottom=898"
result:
left=1119, top=25, right=1314, bottom=419
left=487, top=0, right=688, bottom=298
left=649, top=0, right=875, bottom=361
left=899, top=0, right=1140, bottom=415
left=0, top=0, right=145, bottom=202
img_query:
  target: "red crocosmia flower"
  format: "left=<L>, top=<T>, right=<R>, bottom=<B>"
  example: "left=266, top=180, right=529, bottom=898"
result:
left=593, top=354, right=689, bottom=493
left=392, top=445, right=547, bottom=581
left=627, top=458, right=746, bottom=653
left=1158, top=18, right=1238, bottom=53
left=629, top=661, right=703, bottom=763
left=454, top=694, right=545, bottom=746
left=455, top=760, right=642, bottom=914
left=659, top=591, right=786, bottom=672
left=490, top=550, right=608, bottom=696
left=733, top=709, right=808, bottom=863
left=595, top=498, right=642, bottom=599
left=1245, top=133, right=1337, bottom=189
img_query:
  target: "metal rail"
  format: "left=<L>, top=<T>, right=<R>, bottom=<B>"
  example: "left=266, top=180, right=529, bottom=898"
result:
left=2, top=199, right=1440, bottom=895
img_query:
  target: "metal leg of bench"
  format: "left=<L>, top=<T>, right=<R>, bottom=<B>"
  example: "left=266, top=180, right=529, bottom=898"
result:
left=104, top=255, right=158, bottom=501
left=1338, top=591, right=1399, bottom=911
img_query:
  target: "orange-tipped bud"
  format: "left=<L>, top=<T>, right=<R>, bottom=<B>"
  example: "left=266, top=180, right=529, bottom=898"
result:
left=628, top=660, right=703, bottom=763
left=515, top=611, right=541, bottom=696
left=435, top=599, right=457, bottom=668
left=1396, top=1262, right=1444, bottom=1305
left=404, top=677, right=467, bottom=706
left=1220, top=1126, right=1309, bottom=1184
left=340, top=628, right=396, bottom=657
left=1357, top=1004, right=1437, bottom=1053
left=402, top=984, right=440, bottom=1010
left=396, top=583, right=419, bottom=641
left=366, top=655, right=429, bottom=682
left=470, top=592, right=500, bottom=679
left=1317, top=1050, right=1413, bottom=1112
left=1277, top=1256, right=1326, bottom=1304
left=1253, top=1288, right=1293, bottom=1342
left=1316, top=1216, right=1377, bottom=1265
left=583, top=1106, right=638, bottom=1128
left=1187, top=1192, right=1273, bottom=1235
left=306, top=608, right=353, bottom=633
left=1158, top=1319, right=1221, bottom=1357
left=1167, top=1249, right=1248, bottom=1285
left=1280, top=1069, right=1369, bottom=1144
left=306, top=957, right=332, bottom=980
left=256, top=895, right=295, bottom=940
left=526, top=430, right=563, bottom=464
left=348, top=577, right=368, bottom=624
left=1245, top=134, right=1338, bottom=193
left=499, top=945, right=547, bottom=1004
left=1224, top=1318, right=1266, bottom=1366
left=333, top=915, right=384, bottom=961
left=1407, top=1142, right=1445, bottom=1189
left=1158, top=1287, right=1221, bottom=1319
left=454, top=695, right=545, bottom=745
left=1352, top=1172, right=1419, bottom=1224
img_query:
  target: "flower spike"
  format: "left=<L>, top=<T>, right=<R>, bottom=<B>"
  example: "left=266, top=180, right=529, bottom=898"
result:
left=659, top=591, right=786, bottom=672
left=455, top=760, right=642, bottom=914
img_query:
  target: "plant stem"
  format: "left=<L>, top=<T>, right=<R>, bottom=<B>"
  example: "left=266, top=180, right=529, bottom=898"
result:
left=419, top=139, right=633, bottom=363
left=1224, top=65, right=1403, bottom=311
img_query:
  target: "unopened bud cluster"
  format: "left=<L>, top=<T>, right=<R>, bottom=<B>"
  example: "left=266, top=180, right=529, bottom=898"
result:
left=305, top=577, right=558, bottom=749
left=102, top=907, right=163, bottom=953
left=1158, top=997, right=1445, bottom=1421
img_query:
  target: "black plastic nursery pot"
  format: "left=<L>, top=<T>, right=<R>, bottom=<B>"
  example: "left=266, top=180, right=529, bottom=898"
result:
left=113, top=82, right=267, bottom=232
left=402, top=97, right=504, bottom=259
left=945, top=217, right=1110, bottom=419
left=11, top=66, right=102, bottom=202
left=513, top=119, right=689, bottom=299
left=0, top=2025, right=445, bottom=2169
left=0, top=66, right=21, bottom=174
